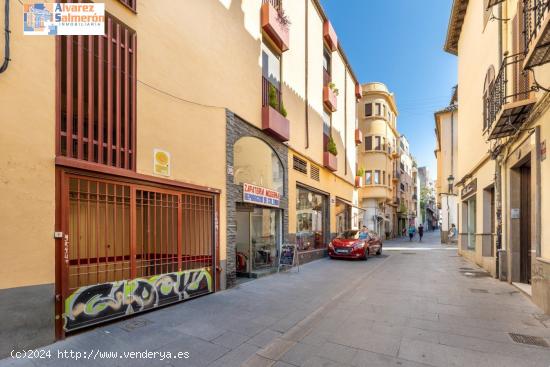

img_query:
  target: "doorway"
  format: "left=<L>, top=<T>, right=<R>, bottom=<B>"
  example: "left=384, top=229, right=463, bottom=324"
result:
left=520, top=163, right=531, bottom=284
left=236, top=205, right=282, bottom=278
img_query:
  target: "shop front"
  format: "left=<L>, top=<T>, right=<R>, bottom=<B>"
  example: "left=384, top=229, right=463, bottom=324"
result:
left=226, top=113, right=289, bottom=286
left=296, top=185, right=329, bottom=263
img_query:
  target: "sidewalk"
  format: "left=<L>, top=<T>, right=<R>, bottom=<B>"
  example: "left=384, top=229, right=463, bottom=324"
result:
left=2, top=232, right=550, bottom=367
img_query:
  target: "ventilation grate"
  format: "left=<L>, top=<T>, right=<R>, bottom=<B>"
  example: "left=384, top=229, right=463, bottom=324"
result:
left=293, top=155, right=308, bottom=174
left=469, top=288, right=489, bottom=294
left=310, top=165, right=320, bottom=181
left=509, top=333, right=549, bottom=348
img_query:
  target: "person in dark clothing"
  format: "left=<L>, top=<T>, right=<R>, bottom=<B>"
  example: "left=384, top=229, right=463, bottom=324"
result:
left=418, top=224, right=424, bottom=242
left=408, top=225, right=415, bottom=241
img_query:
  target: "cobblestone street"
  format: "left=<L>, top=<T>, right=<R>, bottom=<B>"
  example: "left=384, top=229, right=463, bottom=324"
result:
left=2, top=231, right=549, bottom=367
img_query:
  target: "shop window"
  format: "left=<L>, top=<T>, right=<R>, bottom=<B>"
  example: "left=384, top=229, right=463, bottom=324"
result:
left=365, top=136, right=372, bottom=151
left=58, top=14, right=137, bottom=170
left=365, top=103, right=373, bottom=117
left=466, top=198, right=477, bottom=249
left=366, top=171, right=372, bottom=185
left=296, top=187, right=327, bottom=252
left=335, top=200, right=351, bottom=234
left=234, top=137, right=284, bottom=194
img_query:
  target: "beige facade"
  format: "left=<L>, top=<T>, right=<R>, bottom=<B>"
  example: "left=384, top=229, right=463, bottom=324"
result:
left=434, top=102, right=459, bottom=243
left=356, top=82, right=401, bottom=238
left=445, top=0, right=550, bottom=313
left=0, top=0, right=361, bottom=354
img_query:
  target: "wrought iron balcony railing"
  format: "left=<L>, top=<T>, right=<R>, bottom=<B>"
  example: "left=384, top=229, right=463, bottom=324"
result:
left=523, top=0, right=550, bottom=68
left=263, top=0, right=282, bottom=11
left=484, top=52, right=535, bottom=139
left=262, top=77, right=283, bottom=112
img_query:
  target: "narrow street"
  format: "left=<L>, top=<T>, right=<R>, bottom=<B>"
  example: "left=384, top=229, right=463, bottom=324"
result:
left=3, top=232, right=549, bottom=367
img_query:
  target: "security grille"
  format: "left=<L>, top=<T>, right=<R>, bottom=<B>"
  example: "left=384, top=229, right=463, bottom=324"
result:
left=509, top=333, right=549, bottom=347
left=57, top=13, right=137, bottom=170
left=310, top=165, right=320, bottom=181
left=293, top=155, right=307, bottom=174
left=119, top=0, right=137, bottom=11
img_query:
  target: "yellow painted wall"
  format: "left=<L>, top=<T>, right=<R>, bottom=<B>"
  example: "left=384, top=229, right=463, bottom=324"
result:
left=0, top=2, right=56, bottom=288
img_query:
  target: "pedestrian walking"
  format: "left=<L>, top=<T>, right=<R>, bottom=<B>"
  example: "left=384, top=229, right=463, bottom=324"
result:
left=418, top=224, right=424, bottom=242
left=408, top=225, right=416, bottom=241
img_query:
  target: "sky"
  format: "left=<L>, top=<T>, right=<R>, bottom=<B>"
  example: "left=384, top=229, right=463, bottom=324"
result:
left=320, top=0, right=457, bottom=179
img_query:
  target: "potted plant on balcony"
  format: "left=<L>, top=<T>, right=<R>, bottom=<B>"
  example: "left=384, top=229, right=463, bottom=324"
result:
left=355, top=167, right=365, bottom=187
left=328, top=82, right=339, bottom=96
left=324, top=136, right=338, bottom=171
left=261, top=2, right=290, bottom=52
left=263, top=84, right=290, bottom=142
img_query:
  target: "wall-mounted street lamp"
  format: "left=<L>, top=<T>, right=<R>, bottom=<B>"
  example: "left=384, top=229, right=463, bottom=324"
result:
left=447, top=175, right=455, bottom=195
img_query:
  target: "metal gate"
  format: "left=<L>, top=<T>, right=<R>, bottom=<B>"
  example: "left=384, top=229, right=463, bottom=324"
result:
left=59, top=173, right=216, bottom=333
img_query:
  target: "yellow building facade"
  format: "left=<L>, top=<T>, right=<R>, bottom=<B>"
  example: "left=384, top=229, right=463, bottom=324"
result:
left=445, top=0, right=550, bottom=313
left=356, top=82, right=401, bottom=238
left=0, top=0, right=361, bottom=354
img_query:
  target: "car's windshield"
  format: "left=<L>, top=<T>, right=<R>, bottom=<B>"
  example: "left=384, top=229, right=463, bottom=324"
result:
left=339, top=230, right=359, bottom=239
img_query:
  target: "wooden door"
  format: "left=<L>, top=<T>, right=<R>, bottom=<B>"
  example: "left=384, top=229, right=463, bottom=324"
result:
left=520, top=165, right=531, bottom=284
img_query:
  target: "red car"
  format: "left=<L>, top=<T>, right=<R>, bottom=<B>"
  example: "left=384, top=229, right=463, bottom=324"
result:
left=328, top=230, right=383, bottom=260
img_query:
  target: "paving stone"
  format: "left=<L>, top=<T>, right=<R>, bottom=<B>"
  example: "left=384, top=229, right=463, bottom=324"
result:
left=248, top=330, right=283, bottom=348
left=211, top=331, right=250, bottom=350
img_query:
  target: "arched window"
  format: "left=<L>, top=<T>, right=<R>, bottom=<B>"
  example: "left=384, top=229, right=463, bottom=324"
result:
left=233, top=137, right=284, bottom=194
left=483, top=66, right=495, bottom=131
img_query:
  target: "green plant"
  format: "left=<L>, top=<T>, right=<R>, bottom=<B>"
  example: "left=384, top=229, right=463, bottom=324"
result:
left=328, top=82, right=339, bottom=96
left=280, top=101, right=288, bottom=117
left=268, top=84, right=278, bottom=109
left=356, top=167, right=365, bottom=177
left=276, top=8, right=291, bottom=27
left=327, top=136, right=338, bottom=156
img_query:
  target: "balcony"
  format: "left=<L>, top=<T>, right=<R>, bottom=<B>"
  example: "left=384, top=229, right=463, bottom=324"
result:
left=485, top=53, right=536, bottom=140
left=355, top=83, right=362, bottom=99
left=323, top=86, right=337, bottom=112
left=523, top=0, right=550, bottom=69
left=323, top=20, right=338, bottom=52
left=261, top=1, right=289, bottom=52
left=355, top=129, right=363, bottom=145
left=323, top=151, right=337, bottom=171
left=262, top=77, right=289, bottom=142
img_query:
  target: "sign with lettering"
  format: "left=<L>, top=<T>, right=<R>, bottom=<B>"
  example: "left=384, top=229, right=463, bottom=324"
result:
left=243, top=183, right=280, bottom=208
left=511, top=208, right=520, bottom=219
left=461, top=178, right=477, bottom=200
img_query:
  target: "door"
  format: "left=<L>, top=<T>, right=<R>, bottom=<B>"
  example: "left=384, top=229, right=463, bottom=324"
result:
left=520, top=165, right=531, bottom=284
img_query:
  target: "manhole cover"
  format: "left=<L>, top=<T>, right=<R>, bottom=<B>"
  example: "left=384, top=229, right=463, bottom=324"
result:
left=119, top=318, right=152, bottom=332
left=469, top=288, right=489, bottom=293
left=401, top=252, right=416, bottom=255
left=509, top=333, right=549, bottom=347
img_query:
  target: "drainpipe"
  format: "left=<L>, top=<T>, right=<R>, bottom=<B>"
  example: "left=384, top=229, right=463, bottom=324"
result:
left=304, top=0, right=309, bottom=149
left=495, top=2, right=505, bottom=280
left=0, top=0, right=10, bottom=74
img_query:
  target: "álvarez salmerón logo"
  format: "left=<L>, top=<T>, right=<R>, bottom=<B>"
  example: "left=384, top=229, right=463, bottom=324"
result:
left=24, top=3, right=105, bottom=35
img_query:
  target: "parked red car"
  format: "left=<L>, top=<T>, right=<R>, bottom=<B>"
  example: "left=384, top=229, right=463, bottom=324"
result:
left=328, top=230, right=383, bottom=260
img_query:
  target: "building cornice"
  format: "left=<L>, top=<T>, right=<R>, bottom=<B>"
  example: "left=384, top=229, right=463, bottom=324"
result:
left=444, top=0, right=469, bottom=55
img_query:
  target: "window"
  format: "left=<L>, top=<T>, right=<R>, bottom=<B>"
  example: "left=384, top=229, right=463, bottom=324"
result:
left=323, top=110, right=331, bottom=136
left=323, top=48, right=331, bottom=74
left=119, top=0, right=137, bottom=12
left=374, top=136, right=381, bottom=150
left=382, top=137, right=386, bottom=151
left=57, top=14, right=137, bottom=170
left=382, top=104, right=386, bottom=117
left=366, top=171, right=372, bottom=185
left=375, top=103, right=381, bottom=116
left=365, top=103, right=372, bottom=117
left=383, top=171, right=386, bottom=185
left=374, top=170, right=380, bottom=184
left=262, top=43, right=282, bottom=110
left=483, top=66, right=495, bottom=131
left=365, top=136, right=372, bottom=151
left=234, top=137, right=284, bottom=194
left=466, top=198, right=477, bottom=249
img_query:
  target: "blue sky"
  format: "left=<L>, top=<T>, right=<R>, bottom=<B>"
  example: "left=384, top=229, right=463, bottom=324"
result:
left=320, top=0, right=457, bottom=179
